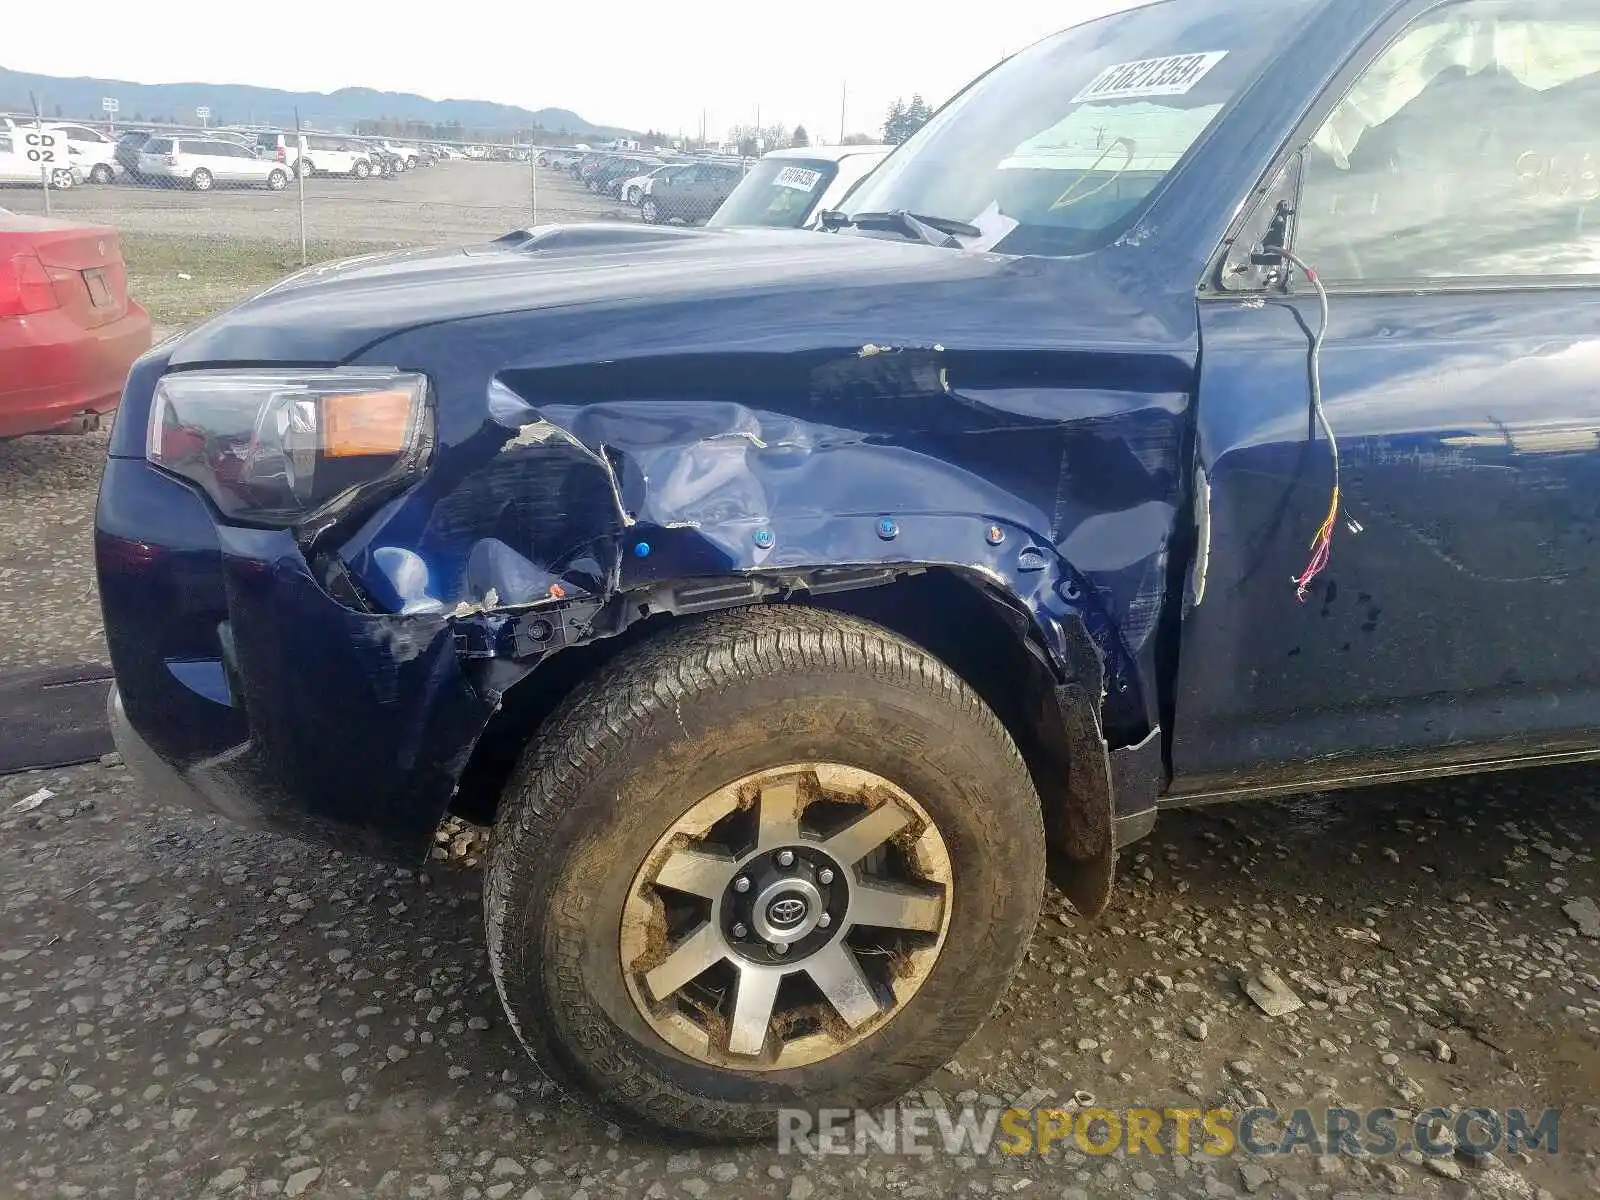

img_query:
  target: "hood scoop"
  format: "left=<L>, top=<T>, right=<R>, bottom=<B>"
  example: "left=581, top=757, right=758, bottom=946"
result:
left=481, top=223, right=710, bottom=255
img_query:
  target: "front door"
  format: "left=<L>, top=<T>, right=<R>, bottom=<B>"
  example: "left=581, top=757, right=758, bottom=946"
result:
left=1172, top=0, right=1600, bottom=796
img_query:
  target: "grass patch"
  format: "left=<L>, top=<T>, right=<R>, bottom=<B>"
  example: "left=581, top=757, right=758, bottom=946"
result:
left=120, top=232, right=391, bottom=328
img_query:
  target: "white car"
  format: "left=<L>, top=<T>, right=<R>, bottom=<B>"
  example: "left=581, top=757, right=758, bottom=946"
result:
left=44, top=123, right=120, bottom=184
left=619, top=164, right=685, bottom=207
left=707, top=144, right=895, bottom=229
left=138, top=135, right=291, bottom=191
left=252, top=132, right=372, bottom=179
left=0, top=124, right=82, bottom=189
left=299, top=134, right=373, bottom=179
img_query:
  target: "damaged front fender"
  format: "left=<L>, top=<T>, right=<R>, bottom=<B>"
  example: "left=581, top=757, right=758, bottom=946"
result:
left=332, top=335, right=1191, bottom=883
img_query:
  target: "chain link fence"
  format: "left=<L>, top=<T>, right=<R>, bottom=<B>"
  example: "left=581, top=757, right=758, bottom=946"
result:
left=2, top=112, right=754, bottom=331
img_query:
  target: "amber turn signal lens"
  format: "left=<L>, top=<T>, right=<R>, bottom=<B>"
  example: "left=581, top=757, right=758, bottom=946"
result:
left=321, top=389, right=415, bottom=457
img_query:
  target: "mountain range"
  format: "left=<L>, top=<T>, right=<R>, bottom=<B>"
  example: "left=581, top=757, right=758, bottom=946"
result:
left=0, top=65, right=633, bottom=138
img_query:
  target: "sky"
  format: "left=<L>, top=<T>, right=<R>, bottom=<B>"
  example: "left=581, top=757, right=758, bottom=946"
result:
left=4, top=1, right=1141, bottom=141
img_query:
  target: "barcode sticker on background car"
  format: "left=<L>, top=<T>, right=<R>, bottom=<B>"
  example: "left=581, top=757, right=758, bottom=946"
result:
left=775, top=167, right=823, bottom=191
left=1071, top=51, right=1228, bottom=103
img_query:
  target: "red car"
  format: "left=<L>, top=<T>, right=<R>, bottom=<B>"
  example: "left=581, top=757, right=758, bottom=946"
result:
left=0, top=211, right=151, bottom=438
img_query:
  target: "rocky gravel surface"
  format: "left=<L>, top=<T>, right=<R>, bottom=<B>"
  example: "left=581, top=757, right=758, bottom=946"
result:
left=0, top=429, right=110, bottom=675
left=0, top=757, right=1595, bottom=1199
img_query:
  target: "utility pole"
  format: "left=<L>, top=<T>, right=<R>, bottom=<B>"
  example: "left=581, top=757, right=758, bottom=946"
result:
left=840, top=81, right=847, bottom=144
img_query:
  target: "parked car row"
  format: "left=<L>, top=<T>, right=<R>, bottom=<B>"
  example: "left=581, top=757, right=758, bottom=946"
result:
left=564, top=151, right=749, bottom=225
left=98, top=128, right=447, bottom=190
left=553, top=145, right=898, bottom=229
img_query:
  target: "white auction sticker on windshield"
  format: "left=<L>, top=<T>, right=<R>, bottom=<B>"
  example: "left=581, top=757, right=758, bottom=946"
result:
left=1071, top=51, right=1228, bottom=103
left=774, top=166, right=823, bottom=191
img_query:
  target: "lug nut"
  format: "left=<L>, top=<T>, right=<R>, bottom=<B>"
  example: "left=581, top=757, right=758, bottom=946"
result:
left=734, top=876, right=750, bottom=893
left=732, top=922, right=748, bottom=938
left=776, top=850, right=795, bottom=868
left=817, top=867, right=834, bottom=884
left=772, top=942, right=790, bottom=956
left=818, top=913, right=832, bottom=928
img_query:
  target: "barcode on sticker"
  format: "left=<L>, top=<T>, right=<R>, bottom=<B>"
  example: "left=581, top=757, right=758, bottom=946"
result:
left=1071, top=51, right=1228, bottom=103
left=775, top=166, right=823, bottom=191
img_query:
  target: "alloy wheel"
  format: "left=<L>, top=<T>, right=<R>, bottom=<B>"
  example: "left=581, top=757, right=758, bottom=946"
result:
left=620, top=764, right=952, bottom=1071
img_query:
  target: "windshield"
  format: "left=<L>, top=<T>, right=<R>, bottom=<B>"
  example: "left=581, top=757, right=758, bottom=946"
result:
left=708, top=157, right=839, bottom=228
left=845, top=0, right=1318, bottom=256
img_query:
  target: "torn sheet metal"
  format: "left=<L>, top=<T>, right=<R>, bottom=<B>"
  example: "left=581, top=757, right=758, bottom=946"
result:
left=335, top=342, right=1189, bottom=746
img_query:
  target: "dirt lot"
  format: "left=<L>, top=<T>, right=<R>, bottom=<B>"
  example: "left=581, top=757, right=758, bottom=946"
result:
left=8, top=161, right=630, bottom=248
left=0, top=174, right=1597, bottom=1199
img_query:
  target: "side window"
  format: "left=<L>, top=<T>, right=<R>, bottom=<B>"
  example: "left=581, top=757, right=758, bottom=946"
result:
left=1296, top=0, right=1600, bottom=281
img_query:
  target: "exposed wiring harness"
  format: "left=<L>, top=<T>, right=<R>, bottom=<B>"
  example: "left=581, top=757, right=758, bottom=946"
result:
left=1280, top=249, right=1342, bottom=602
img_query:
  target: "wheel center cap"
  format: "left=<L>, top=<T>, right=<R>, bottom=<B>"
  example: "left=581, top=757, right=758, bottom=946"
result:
left=750, top=876, right=825, bottom=945
left=767, top=896, right=808, bottom=928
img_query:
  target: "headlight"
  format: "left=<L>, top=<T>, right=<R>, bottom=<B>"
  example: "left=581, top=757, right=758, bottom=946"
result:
left=147, top=369, right=432, bottom=526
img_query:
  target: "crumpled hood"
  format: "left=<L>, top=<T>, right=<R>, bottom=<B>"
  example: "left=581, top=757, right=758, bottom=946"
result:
left=166, top=223, right=1016, bottom=366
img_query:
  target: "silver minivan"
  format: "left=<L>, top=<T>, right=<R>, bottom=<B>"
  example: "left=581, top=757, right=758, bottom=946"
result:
left=138, top=136, right=291, bottom=191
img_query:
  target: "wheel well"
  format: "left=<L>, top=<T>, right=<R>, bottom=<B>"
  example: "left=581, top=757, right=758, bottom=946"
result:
left=454, top=569, right=1100, bottom=876
left=450, top=568, right=1086, bottom=861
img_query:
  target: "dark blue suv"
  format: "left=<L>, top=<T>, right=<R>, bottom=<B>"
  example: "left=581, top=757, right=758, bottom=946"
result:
left=96, top=0, right=1600, bottom=1137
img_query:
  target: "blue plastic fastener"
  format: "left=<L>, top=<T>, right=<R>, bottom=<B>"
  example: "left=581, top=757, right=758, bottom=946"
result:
left=633, top=541, right=651, bottom=558
left=877, top=518, right=899, bottom=541
left=753, top=529, right=775, bottom=550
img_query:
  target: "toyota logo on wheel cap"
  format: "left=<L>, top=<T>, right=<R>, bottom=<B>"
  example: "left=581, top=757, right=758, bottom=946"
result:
left=767, top=896, right=808, bottom=927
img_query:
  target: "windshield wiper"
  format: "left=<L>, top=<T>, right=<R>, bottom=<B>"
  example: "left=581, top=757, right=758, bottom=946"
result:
left=820, top=209, right=980, bottom=248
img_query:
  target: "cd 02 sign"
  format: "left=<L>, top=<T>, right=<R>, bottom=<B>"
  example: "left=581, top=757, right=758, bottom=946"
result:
left=23, top=129, right=61, bottom=165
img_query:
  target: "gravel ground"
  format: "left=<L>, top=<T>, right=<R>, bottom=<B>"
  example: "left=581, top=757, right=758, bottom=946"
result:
left=4, top=162, right=635, bottom=248
left=0, top=758, right=1595, bottom=1199
left=0, top=430, right=110, bottom=674
left=2, top=165, right=1598, bottom=1198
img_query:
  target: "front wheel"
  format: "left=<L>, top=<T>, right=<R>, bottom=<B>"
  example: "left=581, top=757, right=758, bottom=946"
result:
left=353, top=159, right=371, bottom=179
left=640, top=196, right=660, bottom=224
left=266, top=169, right=289, bottom=191
left=484, top=607, right=1046, bottom=1138
left=90, top=163, right=115, bottom=185
left=190, top=169, right=212, bottom=192
left=50, top=168, right=75, bottom=190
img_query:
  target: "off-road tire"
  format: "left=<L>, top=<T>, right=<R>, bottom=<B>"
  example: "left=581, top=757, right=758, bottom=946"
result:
left=484, top=606, right=1046, bottom=1139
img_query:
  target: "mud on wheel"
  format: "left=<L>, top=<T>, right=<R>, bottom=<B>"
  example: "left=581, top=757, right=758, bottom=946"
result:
left=485, top=607, right=1046, bottom=1138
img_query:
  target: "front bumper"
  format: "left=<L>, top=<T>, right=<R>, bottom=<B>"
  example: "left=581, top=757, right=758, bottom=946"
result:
left=96, top=454, right=501, bottom=862
left=108, top=683, right=252, bottom=821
